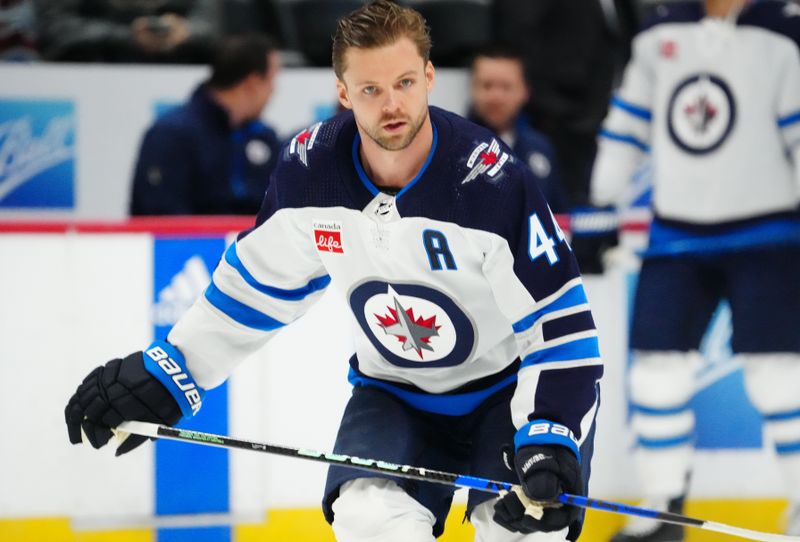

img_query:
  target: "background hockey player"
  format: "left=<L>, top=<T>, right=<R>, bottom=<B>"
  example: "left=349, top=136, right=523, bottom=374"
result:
left=65, top=2, right=604, bottom=540
left=467, top=46, right=570, bottom=215
left=590, top=0, right=800, bottom=540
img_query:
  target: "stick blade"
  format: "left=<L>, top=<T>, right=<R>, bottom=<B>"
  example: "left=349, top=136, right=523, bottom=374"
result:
left=117, top=421, right=161, bottom=439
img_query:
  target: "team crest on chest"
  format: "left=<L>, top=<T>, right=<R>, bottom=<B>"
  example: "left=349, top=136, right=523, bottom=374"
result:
left=290, top=122, right=322, bottom=167
left=349, top=281, right=476, bottom=368
left=462, top=138, right=509, bottom=184
left=667, top=73, right=735, bottom=155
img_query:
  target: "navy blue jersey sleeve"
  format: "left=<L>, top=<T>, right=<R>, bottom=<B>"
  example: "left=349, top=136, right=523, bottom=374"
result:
left=484, top=166, right=603, bottom=460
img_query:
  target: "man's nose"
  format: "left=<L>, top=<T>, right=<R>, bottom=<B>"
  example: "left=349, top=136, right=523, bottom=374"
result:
left=382, top=90, right=401, bottom=113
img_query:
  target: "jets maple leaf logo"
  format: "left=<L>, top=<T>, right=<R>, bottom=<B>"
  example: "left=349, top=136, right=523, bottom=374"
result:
left=290, top=122, right=321, bottom=167
left=684, top=95, right=718, bottom=134
left=462, top=138, right=509, bottom=184
left=375, top=296, right=441, bottom=359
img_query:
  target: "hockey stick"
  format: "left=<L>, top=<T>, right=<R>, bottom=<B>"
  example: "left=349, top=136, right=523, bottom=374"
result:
left=116, top=421, right=799, bottom=542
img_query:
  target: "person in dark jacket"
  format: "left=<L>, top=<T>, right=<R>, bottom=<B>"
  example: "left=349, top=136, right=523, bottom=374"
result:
left=33, top=0, right=218, bottom=63
left=468, top=46, right=570, bottom=213
left=491, top=0, right=638, bottom=206
left=130, top=34, right=281, bottom=215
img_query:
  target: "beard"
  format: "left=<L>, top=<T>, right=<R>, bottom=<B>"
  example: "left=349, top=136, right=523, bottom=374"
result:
left=361, top=106, right=428, bottom=151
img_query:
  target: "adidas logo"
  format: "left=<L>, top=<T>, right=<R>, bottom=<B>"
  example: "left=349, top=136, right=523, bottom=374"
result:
left=151, top=255, right=211, bottom=326
left=521, top=453, right=552, bottom=473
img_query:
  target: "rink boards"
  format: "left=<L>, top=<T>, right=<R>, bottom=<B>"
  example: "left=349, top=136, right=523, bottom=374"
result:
left=0, top=221, right=791, bottom=541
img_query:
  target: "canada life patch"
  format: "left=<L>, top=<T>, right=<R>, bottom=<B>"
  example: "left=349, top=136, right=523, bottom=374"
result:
left=314, top=221, right=344, bottom=253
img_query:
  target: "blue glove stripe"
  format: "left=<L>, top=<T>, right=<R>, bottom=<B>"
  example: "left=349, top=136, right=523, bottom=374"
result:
left=515, top=419, right=581, bottom=463
left=142, top=341, right=205, bottom=418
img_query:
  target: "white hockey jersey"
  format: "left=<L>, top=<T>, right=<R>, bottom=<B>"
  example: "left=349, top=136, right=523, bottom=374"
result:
left=168, top=107, right=603, bottom=455
left=592, top=0, right=800, bottom=254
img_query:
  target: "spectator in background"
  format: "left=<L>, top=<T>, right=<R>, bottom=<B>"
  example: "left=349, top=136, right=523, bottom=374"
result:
left=0, top=0, right=38, bottom=60
left=467, top=46, right=570, bottom=213
left=491, top=0, right=636, bottom=274
left=33, top=0, right=218, bottom=63
left=130, top=34, right=281, bottom=216
left=492, top=0, right=638, bottom=206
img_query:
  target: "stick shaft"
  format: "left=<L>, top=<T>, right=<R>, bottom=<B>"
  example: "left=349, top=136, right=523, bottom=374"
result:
left=118, top=422, right=800, bottom=542
left=118, top=421, right=513, bottom=494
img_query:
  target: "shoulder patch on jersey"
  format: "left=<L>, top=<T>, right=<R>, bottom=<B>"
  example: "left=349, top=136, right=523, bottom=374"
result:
left=462, top=138, right=510, bottom=184
left=289, top=122, right=322, bottom=167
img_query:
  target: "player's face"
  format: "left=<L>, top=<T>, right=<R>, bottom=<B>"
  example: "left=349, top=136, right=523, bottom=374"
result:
left=471, top=57, right=529, bottom=132
left=337, top=37, right=434, bottom=151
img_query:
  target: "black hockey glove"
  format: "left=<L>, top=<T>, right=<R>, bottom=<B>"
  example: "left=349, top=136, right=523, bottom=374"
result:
left=493, top=445, right=582, bottom=534
left=65, top=350, right=183, bottom=456
left=570, top=205, right=619, bottom=275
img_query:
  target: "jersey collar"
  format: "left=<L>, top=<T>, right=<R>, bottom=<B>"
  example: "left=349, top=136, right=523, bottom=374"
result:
left=351, top=120, right=439, bottom=201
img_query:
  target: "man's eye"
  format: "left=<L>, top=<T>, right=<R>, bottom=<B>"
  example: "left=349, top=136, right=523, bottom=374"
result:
left=363, top=86, right=377, bottom=95
left=400, top=79, right=413, bottom=88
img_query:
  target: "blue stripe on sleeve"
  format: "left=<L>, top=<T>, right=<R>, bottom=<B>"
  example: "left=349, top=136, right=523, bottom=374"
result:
left=776, top=440, right=800, bottom=455
left=778, top=111, right=800, bottom=128
left=521, top=337, right=600, bottom=368
left=611, top=96, right=652, bottom=121
left=638, top=433, right=694, bottom=449
left=225, top=243, right=331, bottom=301
left=632, top=402, right=692, bottom=416
left=512, top=284, right=589, bottom=334
left=765, top=408, right=800, bottom=422
left=599, top=129, right=650, bottom=152
left=204, top=281, right=286, bottom=331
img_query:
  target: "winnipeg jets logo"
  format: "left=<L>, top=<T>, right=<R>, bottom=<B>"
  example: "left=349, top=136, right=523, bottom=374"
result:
left=684, top=95, right=717, bottom=134
left=289, top=122, right=321, bottom=167
left=375, top=294, right=441, bottom=359
left=462, top=138, right=509, bottom=184
left=668, top=74, right=735, bottom=155
left=349, top=281, right=476, bottom=368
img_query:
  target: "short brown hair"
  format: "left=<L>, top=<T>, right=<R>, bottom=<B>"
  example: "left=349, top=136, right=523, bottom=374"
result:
left=332, top=0, right=432, bottom=80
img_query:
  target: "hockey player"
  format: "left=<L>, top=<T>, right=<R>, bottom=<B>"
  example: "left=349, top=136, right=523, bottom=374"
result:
left=65, top=2, right=603, bottom=540
left=590, top=0, right=800, bottom=540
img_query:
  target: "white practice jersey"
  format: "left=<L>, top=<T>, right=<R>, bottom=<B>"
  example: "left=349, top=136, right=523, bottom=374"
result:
left=592, top=0, right=800, bottom=225
left=167, top=107, right=603, bottom=453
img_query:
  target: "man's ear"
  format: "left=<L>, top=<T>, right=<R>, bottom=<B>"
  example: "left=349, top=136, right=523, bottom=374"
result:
left=425, top=60, right=435, bottom=93
left=337, top=79, right=352, bottom=110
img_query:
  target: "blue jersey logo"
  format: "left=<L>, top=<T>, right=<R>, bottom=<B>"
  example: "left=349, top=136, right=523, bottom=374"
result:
left=349, top=280, right=476, bottom=368
left=0, top=99, right=76, bottom=208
